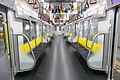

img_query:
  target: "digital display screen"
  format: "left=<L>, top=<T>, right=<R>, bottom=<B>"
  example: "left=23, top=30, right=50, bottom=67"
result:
left=112, top=0, right=120, bottom=4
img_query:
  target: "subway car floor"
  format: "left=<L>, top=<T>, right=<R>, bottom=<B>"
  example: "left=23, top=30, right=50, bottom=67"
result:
left=15, top=36, right=107, bottom=80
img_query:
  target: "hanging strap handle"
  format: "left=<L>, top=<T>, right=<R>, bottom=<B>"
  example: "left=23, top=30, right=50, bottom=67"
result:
left=90, top=0, right=97, bottom=4
left=84, top=0, right=89, bottom=8
left=80, top=4, right=84, bottom=18
left=49, top=2, right=52, bottom=11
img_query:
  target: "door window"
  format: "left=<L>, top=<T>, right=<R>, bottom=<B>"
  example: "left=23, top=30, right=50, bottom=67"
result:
left=0, top=13, right=6, bottom=54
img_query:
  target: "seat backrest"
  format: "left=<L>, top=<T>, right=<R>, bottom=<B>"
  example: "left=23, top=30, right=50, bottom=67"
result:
left=20, top=37, right=42, bottom=54
left=77, top=36, right=102, bottom=54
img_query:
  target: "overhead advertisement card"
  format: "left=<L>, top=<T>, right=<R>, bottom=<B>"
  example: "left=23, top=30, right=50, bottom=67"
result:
left=43, top=2, right=78, bottom=14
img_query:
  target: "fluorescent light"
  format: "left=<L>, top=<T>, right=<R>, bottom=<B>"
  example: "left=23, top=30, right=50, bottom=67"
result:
left=38, top=0, right=44, bottom=2
left=76, top=0, right=84, bottom=2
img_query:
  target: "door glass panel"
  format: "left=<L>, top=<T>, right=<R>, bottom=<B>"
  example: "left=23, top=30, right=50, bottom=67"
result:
left=0, top=13, right=5, bottom=54
left=114, top=8, right=120, bottom=80
left=0, top=12, right=11, bottom=80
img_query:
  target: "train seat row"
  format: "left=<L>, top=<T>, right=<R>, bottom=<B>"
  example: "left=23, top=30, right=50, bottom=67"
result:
left=68, top=35, right=105, bottom=70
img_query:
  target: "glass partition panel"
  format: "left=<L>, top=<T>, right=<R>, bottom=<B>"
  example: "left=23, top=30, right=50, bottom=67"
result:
left=17, top=35, right=35, bottom=71
left=88, top=34, right=105, bottom=69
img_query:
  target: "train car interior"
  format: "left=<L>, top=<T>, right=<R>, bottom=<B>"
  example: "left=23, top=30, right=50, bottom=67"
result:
left=0, top=0, right=120, bottom=80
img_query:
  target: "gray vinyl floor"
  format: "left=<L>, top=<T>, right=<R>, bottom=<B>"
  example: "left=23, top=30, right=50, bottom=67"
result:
left=16, top=36, right=107, bottom=80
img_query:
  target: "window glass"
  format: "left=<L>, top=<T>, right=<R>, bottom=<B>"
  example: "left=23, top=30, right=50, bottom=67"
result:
left=23, top=20, right=31, bottom=43
left=39, top=22, right=42, bottom=37
left=23, top=20, right=36, bottom=43
left=83, top=19, right=98, bottom=41
left=31, top=22, right=36, bottom=40
left=83, top=21, right=89, bottom=39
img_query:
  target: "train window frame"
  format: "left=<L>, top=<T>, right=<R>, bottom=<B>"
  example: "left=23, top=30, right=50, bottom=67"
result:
left=0, top=13, right=6, bottom=55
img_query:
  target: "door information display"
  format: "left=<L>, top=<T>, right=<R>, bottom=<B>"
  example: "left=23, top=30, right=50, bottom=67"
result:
left=112, top=0, right=120, bottom=4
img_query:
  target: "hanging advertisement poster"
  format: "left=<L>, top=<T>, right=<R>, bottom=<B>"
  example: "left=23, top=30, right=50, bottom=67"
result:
left=43, top=2, right=78, bottom=14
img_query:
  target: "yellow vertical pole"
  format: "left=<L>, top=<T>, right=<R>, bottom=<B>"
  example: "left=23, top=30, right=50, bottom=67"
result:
left=4, top=18, right=10, bottom=59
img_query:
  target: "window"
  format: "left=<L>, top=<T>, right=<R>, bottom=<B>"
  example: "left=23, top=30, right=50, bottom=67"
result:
left=31, top=22, right=36, bottom=40
left=23, top=20, right=36, bottom=43
left=83, top=19, right=98, bottom=41
left=23, top=20, right=31, bottom=43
